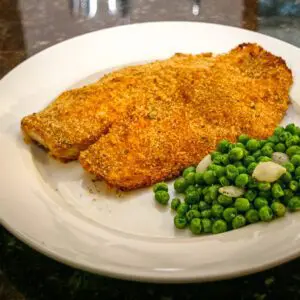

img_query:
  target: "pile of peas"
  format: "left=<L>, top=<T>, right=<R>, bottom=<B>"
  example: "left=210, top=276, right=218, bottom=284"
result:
left=153, top=123, right=300, bottom=235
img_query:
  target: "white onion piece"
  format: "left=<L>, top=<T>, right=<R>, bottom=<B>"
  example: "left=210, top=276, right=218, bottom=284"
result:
left=196, top=154, right=212, bottom=173
left=219, top=186, right=245, bottom=198
left=272, top=152, right=289, bottom=165
left=252, top=161, right=286, bottom=182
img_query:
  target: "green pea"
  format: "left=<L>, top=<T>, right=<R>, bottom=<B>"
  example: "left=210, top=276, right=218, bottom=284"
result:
left=182, top=166, right=196, bottom=177
left=283, top=162, right=295, bottom=173
left=254, top=197, right=268, bottom=209
left=208, top=185, right=220, bottom=201
left=209, top=165, right=225, bottom=177
left=226, top=164, right=239, bottom=180
left=220, top=154, right=230, bottom=165
left=184, top=172, right=195, bottom=186
left=259, top=190, right=272, bottom=199
left=201, top=209, right=212, bottom=218
left=296, top=126, right=300, bottom=136
left=288, top=196, right=300, bottom=211
left=246, top=139, right=260, bottom=152
left=286, top=145, right=300, bottom=157
left=247, top=162, right=258, bottom=174
left=176, top=203, right=189, bottom=216
left=232, top=215, right=246, bottom=229
left=212, top=220, right=228, bottom=234
left=267, top=135, right=279, bottom=144
left=233, top=161, right=243, bottom=168
left=171, top=198, right=181, bottom=210
left=153, top=182, right=168, bottom=192
left=259, top=206, right=273, bottom=221
left=185, top=190, right=200, bottom=204
left=219, top=176, right=230, bottom=186
left=211, top=204, right=224, bottom=218
left=260, top=140, right=267, bottom=148
left=258, top=182, right=271, bottom=191
left=244, top=190, right=257, bottom=202
left=247, top=177, right=258, bottom=189
left=203, top=170, right=217, bottom=185
left=244, top=155, right=255, bottom=167
left=202, top=218, right=212, bottom=233
left=274, top=126, right=285, bottom=136
left=155, top=191, right=170, bottom=205
left=258, top=156, right=272, bottom=162
left=185, top=185, right=197, bottom=194
left=229, top=147, right=244, bottom=161
left=286, top=136, right=300, bottom=148
left=186, top=209, right=201, bottom=222
left=213, top=154, right=224, bottom=165
left=195, top=172, right=205, bottom=185
left=191, top=204, right=199, bottom=211
left=174, top=178, right=187, bottom=193
left=217, top=194, right=233, bottom=206
left=264, top=142, right=275, bottom=149
left=291, top=155, right=300, bottom=167
left=245, top=209, right=260, bottom=223
left=289, top=180, right=299, bottom=192
left=295, top=166, right=300, bottom=178
left=197, top=187, right=203, bottom=196
left=261, top=146, right=273, bottom=157
left=271, top=202, right=286, bottom=217
left=223, top=207, right=238, bottom=222
left=211, top=151, right=222, bottom=160
left=237, top=166, right=247, bottom=174
left=235, top=174, right=249, bottom=187
left=236, top=142, right=246, bottom=149
left=274, top=143, right=286, bottom=152
left=174, top=215, right=187, bottom=229
left=204, top=193, right=213, bottom=204
left=198, top=201, right=210, bottom=211
left=279, top=131, right=292, bottom=142
left=238, top=134, right=250, bottom=145
left=252, top=150, right=262, bottom=160
left=235, top=198, right=250, bottom=212
left=189, top=218, right=202, bottom=234
left=285, top=123, right=297, bottom=134
left=281, top=172, right=292, bottom=183
left=283, top=189, right=294, bottom=204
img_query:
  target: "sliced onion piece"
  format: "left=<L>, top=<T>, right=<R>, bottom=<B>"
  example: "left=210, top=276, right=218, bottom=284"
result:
left=272, top=152, right=289, bottom=165
left=196, top=154, right=212, bottom=173
left=219, top=186, right=245, bottom=198
left=252, top=161, right=286, bottom=183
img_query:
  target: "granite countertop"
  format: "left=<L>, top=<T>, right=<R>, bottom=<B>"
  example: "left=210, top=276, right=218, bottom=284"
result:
left=1, top=0, right=300, bottom=299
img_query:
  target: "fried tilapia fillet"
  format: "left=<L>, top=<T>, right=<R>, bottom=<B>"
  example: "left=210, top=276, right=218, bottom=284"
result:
left=22, top=44, right=292, bottom=190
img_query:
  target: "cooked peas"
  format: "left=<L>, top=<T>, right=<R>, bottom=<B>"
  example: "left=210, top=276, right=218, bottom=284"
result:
left=212, top=220, right=227, bottom=234
left=247, top=162, right=258, bottom=174
left=246, top=139, right=260, bottom=152
left=258, top=156, right=272, bottom=162
left=185, top=185, right=197, bottom=194
left=291, top=155, right=300, bottom=167
left=226, top=164, right=239, bottom=180
left=215, top=165, right=226, bottom=177
left=208, top=185, right=219, bottom=201
left=198, top=201, right=209, bottom=211
left=155, top=191, right=170, bottom=205
left=191, top=204, right=199, bottom=211
left=274, top=126, right=285, bottom=136
left=289, top=180, right=299, bottom=192
left=219, top=176, right=230, bottom=186
left=252, top=150, right=262, bottom=160
left=211, top=151, right=222, bottom=160
left=258, top=182, right=271, bottom=191
left=271, top=202, right=286, bottom=217
left=185, top=190, right=200, bottom=204
left=244, top=156, right=255, bottom=167
left=281, top=172, right=292, bottom=183
left=202, top=218, right=212, bottom=233
left=235, top=198, right=250, bottom=212
left=264, top=142, right=275, bottom=149
left=295, top=166, right=300, bottom=177
left=201, top=209, right=212, bottom=218
left=261, top=146, right=273, bottom=157
left=211, top=204, right=224, bottom=218
left=195, top=172, right=205, bottom=184
left=248, top=177, right=258, bottom=189
left=217, top=194, right=233, bottom=206
left=229, top=147, right=244, bottom=161
left=238, top=134, right=250, bottom=145
left=274, top=143, right=286, bottom=152
left=288, top=196, right=300, bottom=211
left=237, top=165, right=247, bottom=174
left=153, top=182, right=168, bottom=192
left=244, top=190, right=257, bottom=202
left=174, top=177, right=187, bottom=193
left=223, top=207, right=237, bottom=222
left=217, top=140, right=230, bottom=153
left=285, top=123, right=297, bottom=134
left=171, top=198, right=181, bottom=210
left=254, top=197, right=268, bottom=209
left=235, top=174, right=249, bottom=187
left=259, top=206, right=273, bottom=222
left=232, top=215, right=246, bottom=229
left=286, top=136, right=300, bottom=148
left=283, top=162, right=295, bottom=173
left=286, top=145, right=300, bottom=157
left=189, top=218, right=202, bottom=234
left=186, top=209, right=201, bottom=222
left=184, top=172, right=195, bottom=186
left=279, top=131, right=292, bottom=142
left=284, top=189, right=294, bottom=203
left=203, top=170, right=217, bottom=185
left=267, top=135, right=279, bottom=144
left=259, top=190, right=272, bottom=199
left=245, top=209, right=260, bottom=223
left=220, top=153, right=230, bottom=165
left=176, top=203, right=189, bottom=216
left=182, top=166, right=196, bottom=177
left=204, top=193, right=213, bottom=204
left=174, top=215, right=187, bottom=229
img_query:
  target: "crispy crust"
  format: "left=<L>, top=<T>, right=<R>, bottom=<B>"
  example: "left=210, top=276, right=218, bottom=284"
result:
left=79, top=43, right=292, bottom=190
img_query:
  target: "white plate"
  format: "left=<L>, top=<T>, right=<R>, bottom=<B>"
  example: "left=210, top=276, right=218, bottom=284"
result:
left=0, top=22, right=300, bottom=283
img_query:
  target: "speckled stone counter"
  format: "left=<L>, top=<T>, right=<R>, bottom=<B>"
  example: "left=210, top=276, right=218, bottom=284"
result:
left=1, top=0, right=300, bottom=299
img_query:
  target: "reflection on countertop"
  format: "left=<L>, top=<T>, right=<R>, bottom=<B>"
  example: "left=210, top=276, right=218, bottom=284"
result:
left=0, top=0, right=300, bottom=78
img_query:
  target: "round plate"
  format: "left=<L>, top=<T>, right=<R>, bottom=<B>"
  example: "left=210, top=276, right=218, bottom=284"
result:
left=0, top=22, right=300, bottom=283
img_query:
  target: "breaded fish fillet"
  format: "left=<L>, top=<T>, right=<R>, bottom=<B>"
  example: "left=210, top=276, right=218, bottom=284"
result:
left=79, top=44, right=292, bottom=190
left=21, top=53, right=214, bottom=160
